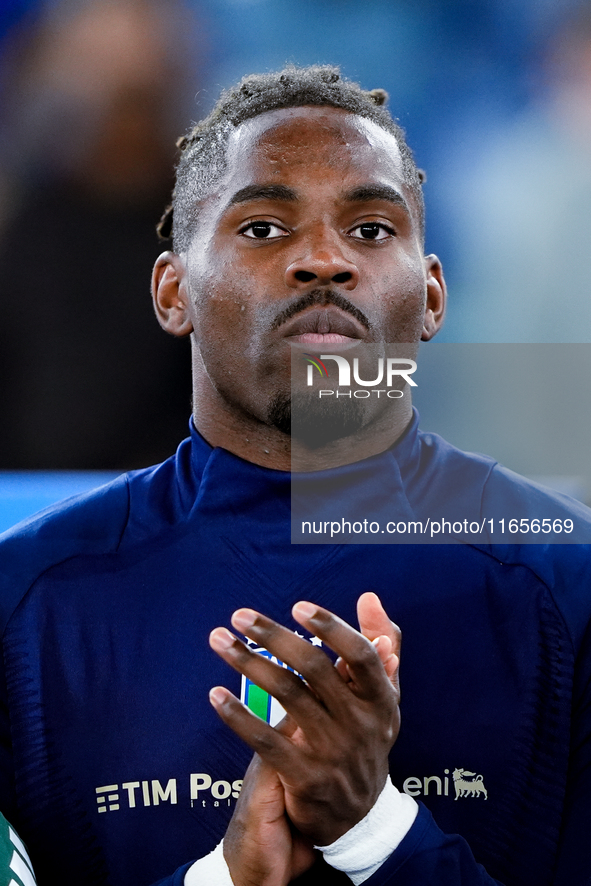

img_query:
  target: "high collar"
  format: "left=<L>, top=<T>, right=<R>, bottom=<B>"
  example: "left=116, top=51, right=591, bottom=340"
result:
left=183, top=412, right=423, bottom=532
left=180, top=407, right=496, bottom=534
left=187, top=408, right=422, bottom=490
left=126, top=408, right=496, bottom=549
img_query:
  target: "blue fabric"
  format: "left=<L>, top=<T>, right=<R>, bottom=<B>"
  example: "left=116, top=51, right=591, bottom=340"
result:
left=0, top=414, right=590, bottom=885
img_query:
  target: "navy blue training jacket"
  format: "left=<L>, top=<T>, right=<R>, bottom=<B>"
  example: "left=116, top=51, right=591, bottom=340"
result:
left=0, top=412, right=590, bottom=885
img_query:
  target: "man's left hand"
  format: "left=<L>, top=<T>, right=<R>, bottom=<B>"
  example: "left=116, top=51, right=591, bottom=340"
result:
left=209, top=597, right=400, bottom=847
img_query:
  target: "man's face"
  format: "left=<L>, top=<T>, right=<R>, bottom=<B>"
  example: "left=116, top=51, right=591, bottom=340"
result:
left=169, top=106, right=444, bottom=437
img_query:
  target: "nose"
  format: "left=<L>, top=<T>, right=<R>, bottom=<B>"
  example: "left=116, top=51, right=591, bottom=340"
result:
left=284, top=230, right=359, bottom=290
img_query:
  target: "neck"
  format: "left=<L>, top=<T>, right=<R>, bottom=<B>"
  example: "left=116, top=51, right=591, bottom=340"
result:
left=192, top=385, right=413, bottom=472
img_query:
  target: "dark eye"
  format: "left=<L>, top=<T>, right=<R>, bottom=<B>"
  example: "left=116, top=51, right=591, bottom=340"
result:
left=241, top=222, right=287, bottom=239
left=349, top=223, right=394, bottom=241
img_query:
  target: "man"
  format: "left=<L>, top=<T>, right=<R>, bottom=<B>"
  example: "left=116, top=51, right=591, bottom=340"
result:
left=0, top=65, right=590, bottom=886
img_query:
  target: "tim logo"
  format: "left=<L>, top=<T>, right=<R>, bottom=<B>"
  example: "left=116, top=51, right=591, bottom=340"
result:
left=305, top=354, right=417, bottom=389
left=453, top=768, right=488, bottom=800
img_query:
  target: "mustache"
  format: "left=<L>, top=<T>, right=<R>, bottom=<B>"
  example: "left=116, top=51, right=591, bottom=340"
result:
left=270, top=290, right=372, bottom=332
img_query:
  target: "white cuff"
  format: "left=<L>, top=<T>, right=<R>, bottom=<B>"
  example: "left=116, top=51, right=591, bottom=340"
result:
left=314, top=776, right=418, bottom=885
left=184, top=840, right=234, bottom=886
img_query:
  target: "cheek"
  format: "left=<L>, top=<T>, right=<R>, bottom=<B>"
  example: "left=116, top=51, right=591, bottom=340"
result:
left=191, top=281, right=275, bottom=394
left=373, top=264, right=427, bottom=341
left=191, top=271, right=252, bottom=349
left=195, top=309, right=258, bottom=406
left=192, top=263, right=279, bottom=366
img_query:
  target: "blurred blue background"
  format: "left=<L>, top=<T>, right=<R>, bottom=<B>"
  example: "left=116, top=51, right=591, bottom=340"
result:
left=1, top=0, right=590, bottom=527
left=0, top=471, right=118, bottom=533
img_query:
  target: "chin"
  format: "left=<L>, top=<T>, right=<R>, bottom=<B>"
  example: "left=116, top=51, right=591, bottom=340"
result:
left=267, top=392, right=370, bottom=449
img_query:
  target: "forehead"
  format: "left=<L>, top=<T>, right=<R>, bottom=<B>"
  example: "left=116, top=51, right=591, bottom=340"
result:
left=221, top=105, right=408, bottom=199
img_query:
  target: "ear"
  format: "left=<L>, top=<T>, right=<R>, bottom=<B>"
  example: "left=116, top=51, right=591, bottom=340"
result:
left=151, top=251, right=194, bottom=337
left=421, top=254, right=447, bottom=341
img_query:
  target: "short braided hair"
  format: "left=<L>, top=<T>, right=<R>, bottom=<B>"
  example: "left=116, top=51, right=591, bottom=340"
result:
left=158, top=65, right=425, bottom=251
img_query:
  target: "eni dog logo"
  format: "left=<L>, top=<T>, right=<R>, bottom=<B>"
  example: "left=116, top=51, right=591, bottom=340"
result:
left=402, top=767, right=488, bottom=800
left=452, top=768, right=488, bottom=800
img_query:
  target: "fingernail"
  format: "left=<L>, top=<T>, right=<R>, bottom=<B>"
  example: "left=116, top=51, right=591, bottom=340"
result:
left=209, top=686, right=227, bottom=706
left=231, top=608, right=257, bottom=631
left=209, top=627, right=235, bottom=651
left=293, top=601, right=316, bottom=620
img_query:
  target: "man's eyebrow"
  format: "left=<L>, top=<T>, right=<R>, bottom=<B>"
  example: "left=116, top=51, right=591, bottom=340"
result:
left=228, top=184, right=298, bottom=206
left=343, top=184, right=410, bottom=213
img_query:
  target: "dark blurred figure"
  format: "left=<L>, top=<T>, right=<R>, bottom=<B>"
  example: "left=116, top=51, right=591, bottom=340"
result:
left=0, top=0, right=201, bottom=468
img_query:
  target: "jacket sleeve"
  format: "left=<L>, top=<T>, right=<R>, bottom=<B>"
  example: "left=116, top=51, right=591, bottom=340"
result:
left=147, top=808, right=500, bottom=886
left=360, top=652, right=591, bottom=886
left=359, top=803, right=502, bottom=886
left=150, top=862, right=193, bottom=886
left=151, top=857, right=353, bottom=885
left=149, top=681, right=591, bottom=886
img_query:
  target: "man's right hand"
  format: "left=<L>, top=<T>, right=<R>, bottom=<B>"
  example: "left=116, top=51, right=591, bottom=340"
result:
left=214, top=593, right=401, bottom=885
left=223, top=751, right=316, bottom=886
left=210, top=598, right=400, bottom=847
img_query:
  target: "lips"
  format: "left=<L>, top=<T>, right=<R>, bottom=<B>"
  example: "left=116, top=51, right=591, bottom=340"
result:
left=279, top=308, right=367, bottom=344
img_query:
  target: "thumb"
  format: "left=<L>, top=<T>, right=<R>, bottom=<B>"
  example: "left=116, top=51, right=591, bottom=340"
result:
left=236, top=753, right=285, bottom=821
left=357, top=592, right=401, bottom=683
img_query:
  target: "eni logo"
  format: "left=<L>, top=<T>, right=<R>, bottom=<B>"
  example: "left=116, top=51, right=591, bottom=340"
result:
left=402, top=768, right=489, bottom=800
left=453, top=768, right=488, bottom=800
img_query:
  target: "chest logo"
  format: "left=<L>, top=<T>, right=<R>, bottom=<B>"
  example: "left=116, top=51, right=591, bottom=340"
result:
left=452, top=768, right=488, bottom=800
left=240, top=647, right=292, bottom=727
left=240, top=635, right=322, bottom=726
